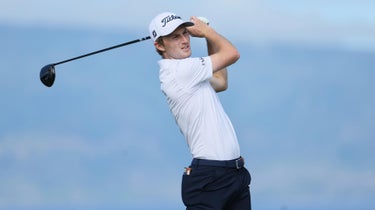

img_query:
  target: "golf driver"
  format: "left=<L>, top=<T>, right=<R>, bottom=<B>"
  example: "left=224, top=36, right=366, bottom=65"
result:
left=40, top=36, right=151, bottom=87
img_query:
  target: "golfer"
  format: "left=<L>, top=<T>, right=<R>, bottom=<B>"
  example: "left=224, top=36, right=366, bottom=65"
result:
left=149, top=12, right=251, bottom=210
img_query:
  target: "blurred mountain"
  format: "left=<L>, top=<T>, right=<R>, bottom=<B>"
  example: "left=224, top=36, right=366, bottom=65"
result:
left=1, top=25, right=374, bottom=210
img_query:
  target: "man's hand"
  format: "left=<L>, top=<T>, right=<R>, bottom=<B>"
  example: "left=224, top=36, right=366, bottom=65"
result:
left=186, top=16, right=211, bottom=38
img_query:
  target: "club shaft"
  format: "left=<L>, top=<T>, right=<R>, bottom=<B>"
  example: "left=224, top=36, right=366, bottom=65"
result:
left=53, top=36, right=151, bottom=66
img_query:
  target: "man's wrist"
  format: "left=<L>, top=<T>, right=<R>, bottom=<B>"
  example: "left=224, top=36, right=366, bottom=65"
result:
left=203, top=27, right=216, bottom=40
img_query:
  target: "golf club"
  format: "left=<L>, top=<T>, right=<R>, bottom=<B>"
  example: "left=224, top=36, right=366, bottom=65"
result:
left=40, top=36, right=151, bottom=87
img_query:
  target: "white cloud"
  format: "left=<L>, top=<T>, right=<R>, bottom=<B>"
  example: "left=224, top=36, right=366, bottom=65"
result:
left=0, top=0, right=374, bottom=51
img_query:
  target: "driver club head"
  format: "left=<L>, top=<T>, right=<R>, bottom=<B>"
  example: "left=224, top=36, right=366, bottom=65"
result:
left=40, top=64, right=56, bottom=87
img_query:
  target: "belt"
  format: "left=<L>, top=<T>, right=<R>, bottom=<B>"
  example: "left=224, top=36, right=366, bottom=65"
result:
left=191, top=157, right=245, bottom=169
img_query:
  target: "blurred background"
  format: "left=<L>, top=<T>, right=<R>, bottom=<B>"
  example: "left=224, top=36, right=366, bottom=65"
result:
left=0, top=0, right=374, bottom=209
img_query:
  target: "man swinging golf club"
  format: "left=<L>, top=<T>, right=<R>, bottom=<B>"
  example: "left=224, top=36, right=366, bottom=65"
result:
left=149, top=12, right=251, bottom=210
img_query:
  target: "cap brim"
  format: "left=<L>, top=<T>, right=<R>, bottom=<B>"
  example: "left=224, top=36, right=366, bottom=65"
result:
left=182, top=21, right=194, bottom=27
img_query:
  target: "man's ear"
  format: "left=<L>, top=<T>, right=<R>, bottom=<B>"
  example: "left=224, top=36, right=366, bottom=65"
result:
left=154, top=41, right=165, bottom=52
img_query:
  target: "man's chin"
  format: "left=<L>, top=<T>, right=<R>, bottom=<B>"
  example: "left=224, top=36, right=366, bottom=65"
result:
left=184, top=50, right=192, bottom=58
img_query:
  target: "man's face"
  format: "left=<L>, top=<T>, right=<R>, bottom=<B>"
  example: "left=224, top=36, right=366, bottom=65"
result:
left=156, top=26, right=192, bottom=59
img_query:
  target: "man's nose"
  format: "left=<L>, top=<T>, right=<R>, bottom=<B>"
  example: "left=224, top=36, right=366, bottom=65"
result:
left=181, top=35, right=189, bottom=43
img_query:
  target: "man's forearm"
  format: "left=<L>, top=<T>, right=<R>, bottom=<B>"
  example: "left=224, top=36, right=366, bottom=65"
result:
left=187, top=16, right=239, bottom=71
left=205, top=28, right=239, bottom=72
left=207, top=39, right=228, bottom=92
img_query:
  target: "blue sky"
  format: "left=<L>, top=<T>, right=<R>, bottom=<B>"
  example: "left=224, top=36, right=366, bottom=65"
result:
left=0, top=1, right=374, bottom=210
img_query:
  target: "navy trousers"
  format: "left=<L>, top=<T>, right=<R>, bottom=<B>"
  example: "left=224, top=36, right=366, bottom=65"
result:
left=181, top=160, right=251, bottom=210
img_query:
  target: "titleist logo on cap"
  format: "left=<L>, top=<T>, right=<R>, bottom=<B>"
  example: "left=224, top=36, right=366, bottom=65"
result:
left=161, top=15, right=181, bottom=27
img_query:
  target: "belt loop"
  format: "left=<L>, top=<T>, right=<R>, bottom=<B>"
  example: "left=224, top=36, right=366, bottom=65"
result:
left=191, top=158, right=200, bottom=167
left=235, top=157, right=244, bottom=169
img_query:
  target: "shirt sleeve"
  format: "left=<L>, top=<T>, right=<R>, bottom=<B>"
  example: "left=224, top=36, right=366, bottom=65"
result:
left=174, top=56, right=213, bottom=91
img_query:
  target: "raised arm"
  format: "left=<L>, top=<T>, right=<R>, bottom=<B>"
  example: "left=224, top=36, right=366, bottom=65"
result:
left=187, top=17, right=239, bottom=92
left=187, top=16, right=240, bottom=72
left=207, top=38, right=228, bottom=92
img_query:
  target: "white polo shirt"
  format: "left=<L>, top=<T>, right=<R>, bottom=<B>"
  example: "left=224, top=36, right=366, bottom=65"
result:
left=158, top=56, right=240, bottom=160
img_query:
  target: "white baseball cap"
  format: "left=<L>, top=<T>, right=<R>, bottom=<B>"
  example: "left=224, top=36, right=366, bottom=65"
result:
left=149, top=12, right=194, bottom=42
